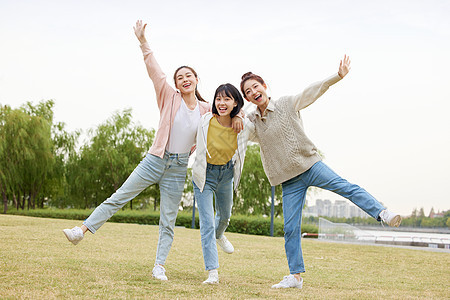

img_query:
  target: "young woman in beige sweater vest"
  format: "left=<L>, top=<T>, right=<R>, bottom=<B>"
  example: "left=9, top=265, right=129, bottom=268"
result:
left=240, top=55, right=401, bottom=289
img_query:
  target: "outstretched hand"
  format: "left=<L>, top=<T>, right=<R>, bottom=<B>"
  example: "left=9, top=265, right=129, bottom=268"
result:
left=338, top=55, right=351, bottom=78
left=134, top=20, right=147, bottom=44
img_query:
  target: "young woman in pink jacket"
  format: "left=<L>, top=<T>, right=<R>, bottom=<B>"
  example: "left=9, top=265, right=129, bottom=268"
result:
left=63, top=20, right=242, bottom=281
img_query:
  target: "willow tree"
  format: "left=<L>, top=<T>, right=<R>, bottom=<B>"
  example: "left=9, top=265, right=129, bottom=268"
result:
left=45, top=120, right=80, bottom=208
left=65, top=109, right=156, bottom=209
left=0, top=101, right=55, bottom=211
left=235, top=144, right=283, bottom=216
left=0, top=105, right=12, bottom=213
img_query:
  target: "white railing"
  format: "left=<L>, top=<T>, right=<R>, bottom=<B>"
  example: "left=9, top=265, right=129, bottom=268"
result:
left=317, top=218, right=450, bottom=249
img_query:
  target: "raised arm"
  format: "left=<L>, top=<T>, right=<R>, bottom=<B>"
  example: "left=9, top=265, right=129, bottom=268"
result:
left=134, top=19, right=148, bottom=45
left=338, top=54, right=351, bottom=79
left=292, top=55, right=351, bottom=112
left=134, top=20, right=175, bottom=110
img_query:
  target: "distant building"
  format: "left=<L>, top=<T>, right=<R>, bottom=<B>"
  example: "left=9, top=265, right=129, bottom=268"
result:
left=430, top=211, right=445, bottom=218
left=305, top=199, right=369, bottom=218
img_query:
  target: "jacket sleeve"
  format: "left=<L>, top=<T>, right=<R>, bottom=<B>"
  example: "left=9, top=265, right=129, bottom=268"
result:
left=292, top=73, right=342, bottom=111
left=245, top=118, right=259, bottom=144
left=140, top=42, right=176, bottom=110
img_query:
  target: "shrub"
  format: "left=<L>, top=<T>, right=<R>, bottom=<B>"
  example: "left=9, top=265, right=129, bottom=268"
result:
left=5, top=208, right=318, bottom=237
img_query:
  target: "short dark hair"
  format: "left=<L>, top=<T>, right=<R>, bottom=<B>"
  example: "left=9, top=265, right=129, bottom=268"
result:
left=212, top=83, right=244, bottom=118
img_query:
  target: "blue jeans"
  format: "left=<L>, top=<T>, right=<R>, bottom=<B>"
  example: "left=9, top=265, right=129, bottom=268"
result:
left=83, top=151, right=189, bottom=265
left=281, top=161, right=385, bottom=274
left=193, top=160, right=234, bottom=271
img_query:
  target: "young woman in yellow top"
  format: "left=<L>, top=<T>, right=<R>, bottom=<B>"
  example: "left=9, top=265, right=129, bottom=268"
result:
left=192, top=83, right=254, bottom=284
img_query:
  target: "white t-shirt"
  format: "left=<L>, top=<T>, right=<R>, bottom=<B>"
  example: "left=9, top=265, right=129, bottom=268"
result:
left=166, top=99, right=201, bottom=154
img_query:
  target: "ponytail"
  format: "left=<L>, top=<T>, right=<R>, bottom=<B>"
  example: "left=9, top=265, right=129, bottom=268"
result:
left=195, top=89, right=206, bottom=102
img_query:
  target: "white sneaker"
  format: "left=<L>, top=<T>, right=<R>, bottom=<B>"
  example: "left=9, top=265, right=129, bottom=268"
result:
left=152, top=264, right=168, bottom=281
left=379, top=209, right=402, bottom=227
left=216, top=235, right=234, bottom=254
left=63, top=226, right=84, bottom=245
left=271, top=275, right=303, bottom=289
left=203, top=270, right=219, bottom=284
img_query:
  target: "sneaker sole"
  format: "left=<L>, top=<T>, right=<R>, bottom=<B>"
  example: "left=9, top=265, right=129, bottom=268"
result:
left=152, top=275, right=168, bottom=281
left=217, top=242, right=234, bottom=254
left=389, top=215, right=402, bottom=227
left=271, top=284, right=302, bottom=289
left=220, top=248, right=234, bottom=254
left=63, top=230, right=80, bottom=245
left=271, top=278, right=303, bottom=289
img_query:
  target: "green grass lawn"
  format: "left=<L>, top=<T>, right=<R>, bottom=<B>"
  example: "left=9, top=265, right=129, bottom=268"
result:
left=1, top=215, right=449, bottom=299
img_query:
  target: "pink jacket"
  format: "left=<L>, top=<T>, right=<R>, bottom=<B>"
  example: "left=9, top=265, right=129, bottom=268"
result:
left=140, top=42, right=211, bottom=158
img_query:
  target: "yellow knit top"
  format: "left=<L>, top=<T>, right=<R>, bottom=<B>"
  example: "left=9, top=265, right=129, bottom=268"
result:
left=206, top=117, right=237, bottom=165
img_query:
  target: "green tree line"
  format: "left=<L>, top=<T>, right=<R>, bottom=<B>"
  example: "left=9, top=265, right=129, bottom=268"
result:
left=0, top=100, right=282, bottom=216
left=400, top=207, right=450, bottom=228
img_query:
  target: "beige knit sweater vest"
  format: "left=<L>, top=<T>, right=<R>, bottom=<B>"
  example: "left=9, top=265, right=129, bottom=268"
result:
left=249, top=97, right=322, bottom=186
left=248, top=72, right=342, bottom=186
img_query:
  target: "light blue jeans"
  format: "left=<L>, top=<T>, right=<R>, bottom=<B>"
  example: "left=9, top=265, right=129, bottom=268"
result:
left=193, top=160, right=234, bottom=271
left=83, top=151, right=189, bottom=265
left=281, top=161, right=385, bottom=274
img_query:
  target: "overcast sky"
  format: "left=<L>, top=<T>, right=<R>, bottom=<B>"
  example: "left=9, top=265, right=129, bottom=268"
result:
left=1, top=0, right=449, bottom=216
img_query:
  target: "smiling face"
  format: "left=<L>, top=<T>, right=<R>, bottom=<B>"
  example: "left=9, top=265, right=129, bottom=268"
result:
left=242, top=79, right=268, bottom=108
left=212, top=83, right=244, bottom=119
left=174, top=67, right=198, bottom=94
left=214, top=92, right=237, bottom=117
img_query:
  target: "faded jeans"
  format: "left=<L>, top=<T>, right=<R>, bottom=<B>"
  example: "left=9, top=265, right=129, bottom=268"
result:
left=281, top=161, right=385, bottom=274
left=193, top=160, right=234, bottom=271
left=83, top=151, right=189, bottom=265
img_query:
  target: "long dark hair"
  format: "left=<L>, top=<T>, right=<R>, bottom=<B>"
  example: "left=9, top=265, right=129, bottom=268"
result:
left=173, top=66, right=207, bottom=102
left=240, top=72, right=266, bottom=99
left=212, top=83, right=244, bottom=118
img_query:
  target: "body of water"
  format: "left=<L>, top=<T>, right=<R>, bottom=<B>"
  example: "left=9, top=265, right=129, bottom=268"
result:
left=355, top=229, right=450, bottom=250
